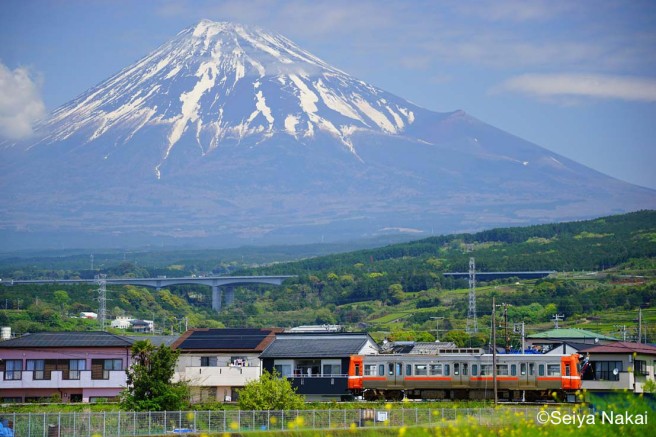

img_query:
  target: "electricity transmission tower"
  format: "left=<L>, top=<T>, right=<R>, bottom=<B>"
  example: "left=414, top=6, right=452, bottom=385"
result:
left=466, top=257, right=478, bottom=333
left=96, top=274, right=107, bottom=331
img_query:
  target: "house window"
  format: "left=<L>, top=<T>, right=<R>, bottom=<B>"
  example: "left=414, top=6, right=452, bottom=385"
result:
left=201, top=356, right=211, bottom=367
left=91, top=359, right=122, bottom=380
left=274, top=364, right=292, bottom=377
left=27, top=359, right=47, bottom=380
left=634, top=360, right=647, bottom=376
left=592, top=361, right=622, bottom=381
left=322, top=364, right=342, bottom=376
left=3, top=359, right=22, bottom=380
left=69, top=359, right=86, bottom=380
left=1, top=397, right=22, bottom=403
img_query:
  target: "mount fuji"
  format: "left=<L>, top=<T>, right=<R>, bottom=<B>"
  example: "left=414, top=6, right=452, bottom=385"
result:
left=1, top=20, right=654, bottom=249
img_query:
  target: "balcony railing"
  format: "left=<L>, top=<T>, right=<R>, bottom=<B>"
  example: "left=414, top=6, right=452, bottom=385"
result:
left=176, top=366, right=261, bottom=387
left=0, top=370, right=126, bottom=389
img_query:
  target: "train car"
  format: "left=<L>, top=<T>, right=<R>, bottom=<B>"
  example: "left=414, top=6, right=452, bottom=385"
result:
left=348, top=352, right=580, bottom=402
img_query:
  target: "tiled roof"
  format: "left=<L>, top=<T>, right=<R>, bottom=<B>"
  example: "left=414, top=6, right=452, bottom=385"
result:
left=171, top=328, right=280, bottom=352
left=0, top=331, right=133, bottom=348
left=582, top=341, right=656, bottom=355
left=527, top=328, right=617, bottom=341
left=260, top=333, right=376, bottom=358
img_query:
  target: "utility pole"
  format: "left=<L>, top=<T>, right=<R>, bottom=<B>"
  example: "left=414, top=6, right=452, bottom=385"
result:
left=552, top=314, right=565, bottom=329
left=501, top=303, right=512, bottom=353
left=615, top=324, right=627, bottom=341
left=492, top=296, right=498, bottom=405
left=638, top=308, right=642, bottom=344
left=514, top=322, right=525, bottom=354
left=430, top=316, right=444, bottom=342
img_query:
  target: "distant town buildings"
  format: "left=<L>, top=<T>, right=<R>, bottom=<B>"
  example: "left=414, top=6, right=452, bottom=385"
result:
left=1, top=325, right=654, bottom=404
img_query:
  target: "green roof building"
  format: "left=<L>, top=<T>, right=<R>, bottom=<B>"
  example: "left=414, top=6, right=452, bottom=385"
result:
left=526, top=328, right=618, bottom=350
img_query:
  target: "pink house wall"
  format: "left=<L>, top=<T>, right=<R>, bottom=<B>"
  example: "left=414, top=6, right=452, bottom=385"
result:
left=0, top=346, right=131, bottom=403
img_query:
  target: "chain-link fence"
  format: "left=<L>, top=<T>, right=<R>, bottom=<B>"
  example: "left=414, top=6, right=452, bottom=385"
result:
left=1, top=406, right=575, bottom=436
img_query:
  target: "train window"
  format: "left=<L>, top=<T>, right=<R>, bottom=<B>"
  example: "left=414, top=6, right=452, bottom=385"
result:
left=472, top=364, right=478, bottom=376
left=565, top=364, right=570, bottom=376
left=444, top=364, right=450, bottom=376
left=539, top=364, right=545, bottom=376
left=529, top=363, right=535, bottom=376
left=364, top=365, right=376, bottom=376
left=462, top=363, right=468, bottom=376
left=454, top=363, right=460, bottom=375
left=406, top=364, right=412, bottom=376
left=396, top=363, right=403, bottom=376
left=480, top=364, right=492, bottom=376
left=389, top=363, right=394, bottom=376
left=429, top=364, right=442, bottom=376
left=415, top=364, right=428, bottom=376
left=496, top=365, right=509, bottom=376
left=510, top=364, right=517, bottom=376
left=521, top=363, right=527, bottom=375
left=547, top=364, right=561, bottom=376
left=355, top=364, right=361, bottom=376
left=379, top=364, right=385, bottom=377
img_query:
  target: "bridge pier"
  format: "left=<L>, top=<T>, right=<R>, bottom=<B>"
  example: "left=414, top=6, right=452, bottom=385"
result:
left=211, top=285, right=235, bottom=311
left=225, top=286, right=235, bottom=307
left=211, top=285, right=222, bottom=311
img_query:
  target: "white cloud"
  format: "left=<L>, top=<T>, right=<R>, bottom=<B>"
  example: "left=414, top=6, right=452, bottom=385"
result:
left=492, top=73, right=656, bottom=102
left=0, top=62, right=46, bottom=140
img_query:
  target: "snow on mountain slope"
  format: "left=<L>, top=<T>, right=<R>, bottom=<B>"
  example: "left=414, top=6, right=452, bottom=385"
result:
left=30, top=20, right=418, bottom=178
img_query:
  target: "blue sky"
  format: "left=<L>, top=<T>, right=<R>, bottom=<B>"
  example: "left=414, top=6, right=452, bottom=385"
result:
left=1, top=0, right=655, bottom=189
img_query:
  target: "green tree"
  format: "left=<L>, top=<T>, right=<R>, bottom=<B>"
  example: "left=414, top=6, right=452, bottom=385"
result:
left=387, top=283, right=404, bottom=305
left=237, top=370, right=305, bottom=411
left=53, top=290, right=70, bottom=312
left=120, top=340, right=188, bottom=411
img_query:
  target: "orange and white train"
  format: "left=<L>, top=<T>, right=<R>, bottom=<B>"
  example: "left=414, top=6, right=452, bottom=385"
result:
left=348, top=352, right=581, bottom=402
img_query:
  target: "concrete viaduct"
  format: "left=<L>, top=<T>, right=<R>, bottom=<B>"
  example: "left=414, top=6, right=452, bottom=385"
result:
left=0, top=275, right=295, bottom=311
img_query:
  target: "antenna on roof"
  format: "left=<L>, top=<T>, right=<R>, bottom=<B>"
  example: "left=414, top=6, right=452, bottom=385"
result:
left=552, top=313, right=565, bottom=329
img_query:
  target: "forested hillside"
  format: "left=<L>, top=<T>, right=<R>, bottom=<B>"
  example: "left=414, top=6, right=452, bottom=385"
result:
left=1, top=211, right=654, bottom=343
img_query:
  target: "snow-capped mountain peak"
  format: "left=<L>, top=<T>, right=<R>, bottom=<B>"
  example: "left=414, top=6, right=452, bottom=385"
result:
left=35, top=20, right=418, bottom=178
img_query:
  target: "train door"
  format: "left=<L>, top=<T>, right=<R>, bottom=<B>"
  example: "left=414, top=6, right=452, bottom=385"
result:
left=387, top=361, right=403, bottom=386
left=523, top=361, right=536, bottom=388
left=453, top=361, right=468, bottom=386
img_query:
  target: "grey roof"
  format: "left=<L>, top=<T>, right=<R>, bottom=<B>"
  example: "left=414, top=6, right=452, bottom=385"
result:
left=0, top=331, right=134, bottom=348
left=260, top=333, right=375, bottom=358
